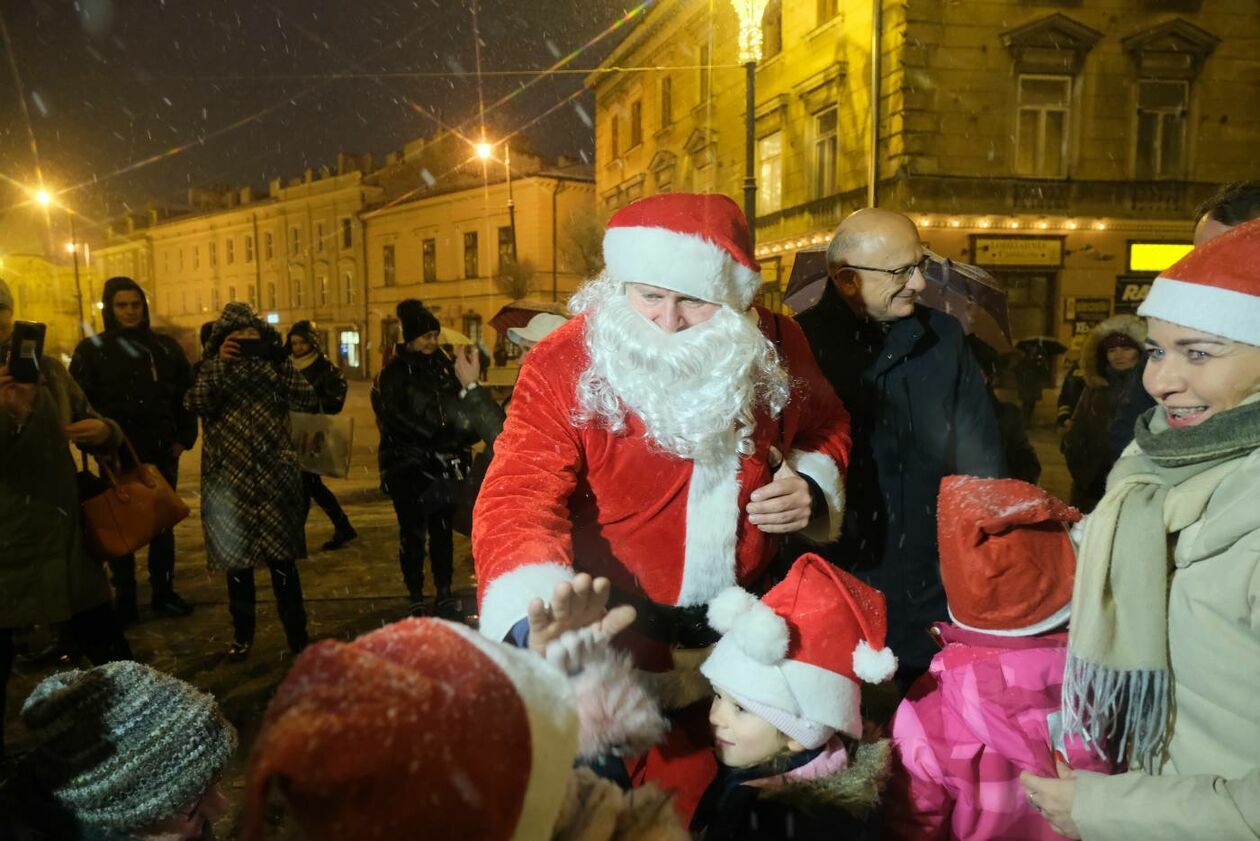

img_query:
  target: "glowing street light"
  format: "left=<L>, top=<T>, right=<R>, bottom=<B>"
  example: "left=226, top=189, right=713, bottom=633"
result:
left=729, top=0, right=770, bottom=247
left=472, top=136, right=517, bottom=265
left=27, top=183, right=87, bottom=336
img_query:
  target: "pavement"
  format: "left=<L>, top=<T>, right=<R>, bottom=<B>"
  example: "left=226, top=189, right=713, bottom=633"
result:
left=1, top=380, right=1074, bottom=837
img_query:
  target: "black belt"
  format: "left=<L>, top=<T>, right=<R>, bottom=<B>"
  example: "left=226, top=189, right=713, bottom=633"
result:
left=608, top=588, right=721, bottom=649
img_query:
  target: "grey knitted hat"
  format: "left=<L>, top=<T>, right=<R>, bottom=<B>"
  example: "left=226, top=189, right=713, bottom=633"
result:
left=0, top=276, right=13, bottom=310
left=20, top=661, right=238, bottom=833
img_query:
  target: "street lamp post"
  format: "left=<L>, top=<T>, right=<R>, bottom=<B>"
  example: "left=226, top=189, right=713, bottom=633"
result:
left=730, top=0, right=769, bottom=248
left=475, top=138, right=518, bottom=265
left=34, top=186, right=87, bottom=338
left=66, top=214, right=86, bottom=335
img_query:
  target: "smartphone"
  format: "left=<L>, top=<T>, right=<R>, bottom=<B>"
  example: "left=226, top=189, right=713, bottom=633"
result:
left=6, top=321, right=46, bottom=383
left=234, top=337, right=271, bottom=358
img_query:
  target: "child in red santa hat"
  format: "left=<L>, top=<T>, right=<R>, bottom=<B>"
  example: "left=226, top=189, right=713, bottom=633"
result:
left=242, top=617, right=684, bottom=841
left=691, top=554, right=897, bottom=840
left=885, top=476, right=1114, bottom=841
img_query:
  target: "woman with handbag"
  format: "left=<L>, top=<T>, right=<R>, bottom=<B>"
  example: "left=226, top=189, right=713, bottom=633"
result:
left=371, top=300, right=477, bottom=620
left=286, top=320, right=357, bottom=551
left=0, top=278, right=132, bottom=756
left=185, top=303, right=319, bottom=660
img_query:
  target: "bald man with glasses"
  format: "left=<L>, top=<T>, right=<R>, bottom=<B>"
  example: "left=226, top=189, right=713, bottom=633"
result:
left=792, top=208, right=1006, bottom=688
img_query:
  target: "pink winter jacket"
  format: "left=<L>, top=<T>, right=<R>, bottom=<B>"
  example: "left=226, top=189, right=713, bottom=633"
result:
left=886, top=624, right=1113, bottom=841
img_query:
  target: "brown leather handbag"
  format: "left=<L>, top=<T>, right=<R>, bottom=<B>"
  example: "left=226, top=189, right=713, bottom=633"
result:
left=80, top=438, right=190, bottom=560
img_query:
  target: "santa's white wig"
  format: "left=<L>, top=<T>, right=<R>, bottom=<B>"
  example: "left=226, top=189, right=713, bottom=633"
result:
left=569, top=274, right=790, bottom=463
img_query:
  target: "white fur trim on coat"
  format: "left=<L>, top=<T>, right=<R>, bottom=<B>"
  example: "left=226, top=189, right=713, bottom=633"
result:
left=1139, top=276, right=1260, bottom=347
left=675, top=449, right=743, bottom=606
left=447, top=623, right=578, bottom=841
left=787, top=449, right=846, bottom=543
left=701, top=637, right=863, bottom=739
left=478, top=562, right=574, bottom=643
left=603, top=225, right=762, bottom=310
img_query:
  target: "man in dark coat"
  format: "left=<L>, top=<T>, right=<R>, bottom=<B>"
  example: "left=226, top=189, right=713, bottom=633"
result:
left=70, top=276, right=197, bottom=622
left=794, top=208, right=1006, bottom=686
left=285, top=321, right=357, bottom=550
left=371, top=300, right=477, bottom=619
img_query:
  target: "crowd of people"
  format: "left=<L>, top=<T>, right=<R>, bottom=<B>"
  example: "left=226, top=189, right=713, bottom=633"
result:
left=1, top=182, right=1258, bottom=839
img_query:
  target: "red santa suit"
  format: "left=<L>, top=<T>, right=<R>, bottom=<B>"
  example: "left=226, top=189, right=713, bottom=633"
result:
left=472, top=192, right=852, bottom=820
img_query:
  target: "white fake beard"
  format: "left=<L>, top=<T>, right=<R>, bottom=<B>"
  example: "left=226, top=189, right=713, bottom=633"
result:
left=571, top=275, right=790, bottom=463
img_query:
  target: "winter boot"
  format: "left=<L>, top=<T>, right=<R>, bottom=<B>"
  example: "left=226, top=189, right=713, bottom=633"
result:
left=435, top=587, right=461, bottom=621
left=322, top=524, right=359, bottom=551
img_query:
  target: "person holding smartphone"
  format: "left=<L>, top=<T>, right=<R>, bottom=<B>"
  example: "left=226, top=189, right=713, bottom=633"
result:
left=0, top=276, right=133, bottom=756
left=70, top=276, right=198, bottom=624
left=184, top=302, right=318, bottom=660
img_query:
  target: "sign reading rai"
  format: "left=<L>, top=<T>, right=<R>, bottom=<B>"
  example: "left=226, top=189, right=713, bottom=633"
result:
left=971, top=235, right=1064, bottom=268
left=1114, top=277, right=1154, bottom=313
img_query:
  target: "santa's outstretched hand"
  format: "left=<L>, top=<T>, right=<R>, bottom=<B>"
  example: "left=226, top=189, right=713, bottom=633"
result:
left=527, top=573, right=637, bottom=657
left=747, top=447, right=814, bottom=534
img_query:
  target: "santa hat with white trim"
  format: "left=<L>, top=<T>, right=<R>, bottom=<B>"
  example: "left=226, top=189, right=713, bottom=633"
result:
left=602, top=192, right=763, bottom=310
left=1139, top=218, right=1260, bottom=345
left=938, top=475, right=1081, bottom=637
left=699, top=554, right=896, bottom=749
left=243, top=618, right=577, bottom=841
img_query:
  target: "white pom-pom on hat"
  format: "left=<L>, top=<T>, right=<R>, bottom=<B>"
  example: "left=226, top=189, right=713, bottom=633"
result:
left=707, top=587, right=790, bottom=665
left=851, top=639, right=897, bottom=684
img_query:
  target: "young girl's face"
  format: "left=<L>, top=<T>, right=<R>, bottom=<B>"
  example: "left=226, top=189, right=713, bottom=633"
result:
left=1143, top=318, right=1260, bottom=428
left=709, top=689, right=794, bottom=768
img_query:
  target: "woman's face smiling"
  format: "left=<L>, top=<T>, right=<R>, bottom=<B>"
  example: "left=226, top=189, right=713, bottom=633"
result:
left=1143, top=318, right=1260, bottom=428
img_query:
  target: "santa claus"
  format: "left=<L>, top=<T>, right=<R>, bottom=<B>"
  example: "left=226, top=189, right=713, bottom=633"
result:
left=472, top=192, right=851, bottom=818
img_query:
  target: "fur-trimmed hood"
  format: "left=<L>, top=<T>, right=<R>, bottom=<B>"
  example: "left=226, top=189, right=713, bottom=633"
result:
left=1080, top=314, right=1146, bottom=387
left=751, top=737, right=891, bottom=815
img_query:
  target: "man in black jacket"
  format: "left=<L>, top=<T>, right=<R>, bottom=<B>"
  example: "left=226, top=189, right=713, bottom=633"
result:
left=371, top=300, right=476, bottom=619
left=70, top=276, right=197, bottom=622
left=286, top=321, right=357, bottom=550
left=794, top=209, right=1006, bottom=686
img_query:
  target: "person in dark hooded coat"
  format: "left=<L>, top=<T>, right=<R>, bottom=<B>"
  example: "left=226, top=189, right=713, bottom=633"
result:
left=1060, top=314, right=1146, bottom=512
left=285, top=321, right=357, bottom=550
left=70, top=276, right=197, bottom=623
left=184, top=303, right=318, bottom=659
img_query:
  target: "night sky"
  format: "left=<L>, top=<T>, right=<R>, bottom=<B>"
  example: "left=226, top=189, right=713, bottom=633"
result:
left=0, top=0, right=640, bottom=251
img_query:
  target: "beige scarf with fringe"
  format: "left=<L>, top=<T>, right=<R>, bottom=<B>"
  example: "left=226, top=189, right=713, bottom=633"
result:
left=1062, top=393, right=1260, bottom=769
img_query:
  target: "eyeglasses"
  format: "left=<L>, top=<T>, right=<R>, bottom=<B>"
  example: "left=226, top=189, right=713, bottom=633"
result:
left=839, top=255, right=932, bottom=281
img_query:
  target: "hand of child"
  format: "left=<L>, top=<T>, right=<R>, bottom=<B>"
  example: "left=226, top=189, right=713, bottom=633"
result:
left=544, top=626, right=609, bottom=676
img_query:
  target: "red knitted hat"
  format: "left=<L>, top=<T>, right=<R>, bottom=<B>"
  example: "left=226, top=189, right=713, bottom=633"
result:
left=602, top=192, right=763, bottom=310
left=242, top=618, right=576, bottom=841
left=1139, top=218, right=1260, bottom=345
left=937, top=476, right=1081, bottom=636
left=700, top=554, right=896, bottom=744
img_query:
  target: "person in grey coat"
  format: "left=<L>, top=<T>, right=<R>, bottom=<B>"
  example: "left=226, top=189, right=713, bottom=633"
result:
left=184, top=303, right=318, bottom=660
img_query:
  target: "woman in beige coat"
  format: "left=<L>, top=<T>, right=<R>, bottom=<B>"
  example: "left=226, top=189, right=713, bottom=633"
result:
left=1022, top=221, right=1260, bottom=839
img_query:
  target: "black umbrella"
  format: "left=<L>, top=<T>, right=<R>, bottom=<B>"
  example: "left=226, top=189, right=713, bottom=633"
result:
left=1015, top=336, right=1069, bottom=356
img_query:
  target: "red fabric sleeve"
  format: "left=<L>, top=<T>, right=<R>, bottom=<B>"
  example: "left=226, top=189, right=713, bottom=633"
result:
left=471, top=342, right=583, bottom=639
left=778, top=313, right=851, bottom=473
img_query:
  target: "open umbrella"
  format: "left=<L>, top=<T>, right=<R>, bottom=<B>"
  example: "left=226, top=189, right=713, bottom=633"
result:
left=489, top=298, right=568, bottom=335
left=439, top=326, right=474, bottom=346
left=784, top=247, right=1013, bottom=353
left=1015, top=336, right=1068, bottom=356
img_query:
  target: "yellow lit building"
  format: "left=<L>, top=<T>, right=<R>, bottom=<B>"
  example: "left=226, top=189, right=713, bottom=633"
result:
left=0, top=253, right=84, bottom=359
left=590, top=0, right=1260, bottom=355
left=88, top=139, right=596, bottom=380
left=362, top=161, right=595, bottom=380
